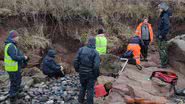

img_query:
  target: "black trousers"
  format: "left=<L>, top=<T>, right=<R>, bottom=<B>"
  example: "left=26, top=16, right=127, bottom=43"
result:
left=78, top=78, right=95, bottom=104
left=141, top=40, right=150, bottom=59
left=8, top=70, right=22, bottom=97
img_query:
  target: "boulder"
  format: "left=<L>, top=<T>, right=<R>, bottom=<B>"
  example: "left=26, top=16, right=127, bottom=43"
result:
left=22, top=67, right=43, bottom=76
left=104, top=64, right=171, bottom=104
left=22, top=77, right=34, bottom=88
left=97, top=76, right=115, bottom=85
left=27, top=53, right=42, bottom=68
left=100, top=54, right=122, bottom=74
left=32, top=73, right=47, bottom=84
left=22, top=67, right=47, bottom=83
left=60, top=62, right=75, bottom=74
left=168, top=34, right=185, bottom=75
left=0, top=72, right=8, bottom=84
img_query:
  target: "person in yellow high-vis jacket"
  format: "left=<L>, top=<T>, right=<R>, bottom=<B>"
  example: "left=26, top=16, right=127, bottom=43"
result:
left=96, top=29, right=107, bottom=55
left=4, top=30, right=28, bottom=102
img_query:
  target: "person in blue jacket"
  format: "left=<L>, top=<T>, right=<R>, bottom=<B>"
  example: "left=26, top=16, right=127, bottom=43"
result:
left=4, top=30, right=28, bottom=102
left=41, top=49, right=64, bottom=78
left=157, top=2, right=172, bottom=68
left=73, top=36, right=100, bottom=104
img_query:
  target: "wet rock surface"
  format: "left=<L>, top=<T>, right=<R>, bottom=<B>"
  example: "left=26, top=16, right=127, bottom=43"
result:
left=104, top=51, right=185, bottom=104
left=168, top=34, right=185, bottom=75
left=0, top=74, right=81, bottom=104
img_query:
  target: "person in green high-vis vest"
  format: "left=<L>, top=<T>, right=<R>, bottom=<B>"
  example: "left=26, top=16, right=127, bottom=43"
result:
left=4, top=30, right=28, bottom=102
left=96, top=29, right=107, bottom=55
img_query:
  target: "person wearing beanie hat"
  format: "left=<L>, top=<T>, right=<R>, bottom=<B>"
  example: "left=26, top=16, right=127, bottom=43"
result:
left=4, top=30, right=28, bottom=102
left=73, top=36, right=100, bottom=104
left=157, top=2, right=172, bottom=68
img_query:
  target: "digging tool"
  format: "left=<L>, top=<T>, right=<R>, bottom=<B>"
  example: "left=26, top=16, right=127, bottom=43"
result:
left=119, top=58, right=128, bottom=75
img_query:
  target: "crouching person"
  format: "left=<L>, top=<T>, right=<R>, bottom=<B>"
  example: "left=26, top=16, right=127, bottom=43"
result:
left=4, top=30, right=28, bottom=102
left=123, top=35, right=144, bottom=65
left=73, top=37, right=100, bottom=104
left=41, top=49, right=64, bottom=78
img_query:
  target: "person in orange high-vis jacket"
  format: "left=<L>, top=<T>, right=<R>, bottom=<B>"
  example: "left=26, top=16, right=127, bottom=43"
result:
left=135, top=18, right=154, bottom=61
left=127, top=44, right=141, bottom=65
left=126, top=36, right=144, bottom=65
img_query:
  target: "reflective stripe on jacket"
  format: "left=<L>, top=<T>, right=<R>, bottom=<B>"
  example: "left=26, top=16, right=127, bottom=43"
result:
left=135, top=22, right=154, bottom=43
left=127, top=44, right=141, bottom=65
left=96, top=35, right=107, bottom=55
left=4, top=43, right=18, bottom=72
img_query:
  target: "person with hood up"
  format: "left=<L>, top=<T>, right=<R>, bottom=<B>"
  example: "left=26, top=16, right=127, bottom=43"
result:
left=73, top=36, right=100, bottom=104
left=41, top=49, right=64, bottom=78
left=157, top=2, right=172, bottom=68
left=4, top=30, right=28, bottom=102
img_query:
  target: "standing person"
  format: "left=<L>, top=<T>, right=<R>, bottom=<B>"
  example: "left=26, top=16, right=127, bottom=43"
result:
left=40, top=49, right=64, bottom=78
left=4, top=30, right=28, bottom=102
left=157, top=2, right=172, bottom=68
left=73, top=37, right=100, bottom=104
left=96, top=29, right=107, bottom=55
left=135, top=17, right=154, bottom=61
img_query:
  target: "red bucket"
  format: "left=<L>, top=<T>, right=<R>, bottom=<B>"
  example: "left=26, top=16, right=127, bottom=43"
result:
left=95, top=84, right=107, bottom=97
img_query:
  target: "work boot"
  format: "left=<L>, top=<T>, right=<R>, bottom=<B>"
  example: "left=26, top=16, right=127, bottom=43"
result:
left=9, top=96, right=17, bottom=104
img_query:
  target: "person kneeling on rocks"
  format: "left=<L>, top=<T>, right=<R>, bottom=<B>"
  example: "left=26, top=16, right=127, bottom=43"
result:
left=122, top=35, right=144, bottom=65
left=73, top=36, right=100, bottom=104
left=41, top=49, right=64, bottom=78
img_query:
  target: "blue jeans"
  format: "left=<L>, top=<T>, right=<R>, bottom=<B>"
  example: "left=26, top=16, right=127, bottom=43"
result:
left=78, top=78, right=95, bottom=104
left=8, top=71, right=22, bottom=97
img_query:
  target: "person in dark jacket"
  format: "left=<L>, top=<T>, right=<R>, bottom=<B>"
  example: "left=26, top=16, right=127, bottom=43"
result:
left=157, top=2, right=172, bottom=68
left=73, top=37, right=100, bottom=104
left=41, top=49, right=64, bottom=78
left=4, top=30, right=28, bottom=101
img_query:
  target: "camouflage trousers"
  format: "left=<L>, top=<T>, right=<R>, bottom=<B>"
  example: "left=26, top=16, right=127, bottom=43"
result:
left=157, top=39, right=168, bottom=66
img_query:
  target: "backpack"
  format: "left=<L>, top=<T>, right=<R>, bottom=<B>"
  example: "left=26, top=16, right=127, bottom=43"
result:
left=122, top=50, right=134, bottom=58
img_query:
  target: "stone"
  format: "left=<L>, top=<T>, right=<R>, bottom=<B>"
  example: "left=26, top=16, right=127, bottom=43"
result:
left=100, top=54, right=122, bottom=74
left=168, top=34, right=185, bottom=75
left=22, top=77, right=34, bottom=88
left=60, top=62, right=75, bottom=74
left=25, top=95, right=31, bottom=100
left=97, top=75, right=115, bottom=85
left=22, top=67, right=43, bottom=76
left=32, top=73, right=47, bottom=84
left=104, top=64, right=169, bottom=104
left=0, top=95, right=8, bottom=102
left=26, top=53, right=42, bottom=68
left=40, top=96, right=49, bottom=102
left=0, top=73, right=8, bottom=84
left=46, top=100, right=54, bottom=104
